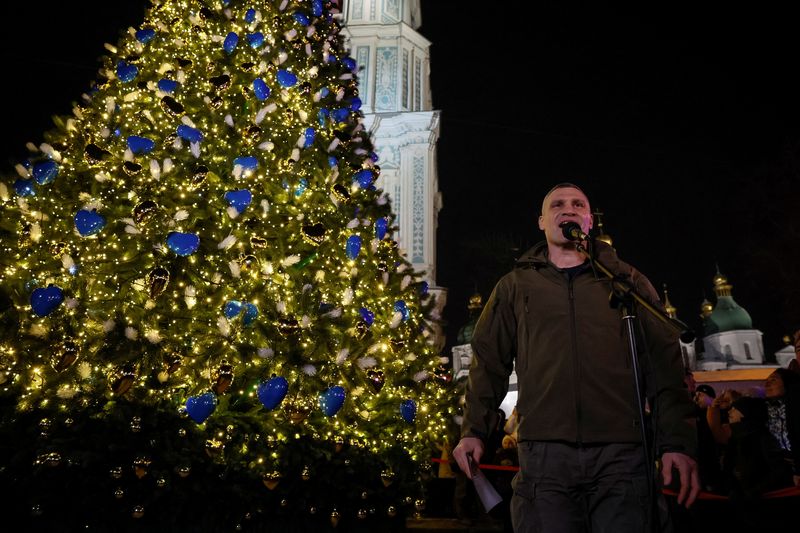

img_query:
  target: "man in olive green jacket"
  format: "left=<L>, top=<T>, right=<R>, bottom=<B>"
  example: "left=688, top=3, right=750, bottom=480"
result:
left=453, top=183, right=699, bottom=532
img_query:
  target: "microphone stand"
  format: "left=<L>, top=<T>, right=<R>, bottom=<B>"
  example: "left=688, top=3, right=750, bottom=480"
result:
left=573, top=238, right=694, bottom=533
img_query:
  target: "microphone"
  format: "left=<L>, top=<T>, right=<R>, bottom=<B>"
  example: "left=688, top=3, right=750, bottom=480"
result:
left=560, top=221, right=590, bottom=242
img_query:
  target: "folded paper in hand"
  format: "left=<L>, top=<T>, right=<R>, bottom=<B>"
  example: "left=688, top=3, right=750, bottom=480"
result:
left=472, top=469, right=503, bottom=513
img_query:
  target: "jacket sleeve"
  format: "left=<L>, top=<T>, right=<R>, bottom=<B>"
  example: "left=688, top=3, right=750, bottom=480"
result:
left=633, top=270, right=698, bottom=459
left=460, top=277, right=517, bottom=441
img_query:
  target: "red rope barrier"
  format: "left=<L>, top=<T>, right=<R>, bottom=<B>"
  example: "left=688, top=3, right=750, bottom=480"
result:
left=432, top=458, right=800, bottom=499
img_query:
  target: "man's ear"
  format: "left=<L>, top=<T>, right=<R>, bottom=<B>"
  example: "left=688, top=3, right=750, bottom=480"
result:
left=538, top=215, right=544, bottom=231
left=588, top=213, right=594, bottom=230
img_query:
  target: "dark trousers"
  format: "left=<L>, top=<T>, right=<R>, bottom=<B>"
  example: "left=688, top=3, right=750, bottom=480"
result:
left=510, top=441, right=650, bottom=533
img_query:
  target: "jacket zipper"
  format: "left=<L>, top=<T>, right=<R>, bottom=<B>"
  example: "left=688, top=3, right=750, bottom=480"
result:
left=569, top=278, right=582, bottom=444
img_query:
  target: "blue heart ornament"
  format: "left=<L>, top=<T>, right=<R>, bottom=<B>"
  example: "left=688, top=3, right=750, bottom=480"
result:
left=30, top=284, right=64, bottom=317
left=223, top=32, right=239, bottom=55
left=127, top=135, right=155, bottom=155
left=400, top=399, right=417, bottom=423
left=32, top=160, right=59, bottom=185
left=257, top=376, right=289, bottom=410
left=223, top=300, right=243, bottom=318
left=116, top=60, right=138, bottom=83
left=14, top=178, right=35, bottom=196
left=394, top=300, right=409, bottom=321
left=224, top=189, right=252, bottom=213
left=233, top=156, right=258, bottom=173
left=242, top=303, right=259, bottom=326
left=177, top=125, right=203, bottom=143
left=319, top=386, right=346, bottom=416
left=74, top=209, right=106, bottom=237
left=375, top=217, right=388, bottom=240
left=346, top=235, right=361, bottom=260
left=277, top=69, right=298, bottom=88
left=353, top=169, right=374, bottom=189
left=247, top=32, right=265, bottom=49
left=166, top=232, right=200, bottom=256
left=185, top=392, right=217, bottom=423
left=253, top=78, right=270, bottom=100
left=158, top=79, right=179, bottom=93
left=135, top=28, right=156, bottom=44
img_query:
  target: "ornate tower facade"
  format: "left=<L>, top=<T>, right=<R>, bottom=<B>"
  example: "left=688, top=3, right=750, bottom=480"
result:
left=340, top=0, right=446, bottom=349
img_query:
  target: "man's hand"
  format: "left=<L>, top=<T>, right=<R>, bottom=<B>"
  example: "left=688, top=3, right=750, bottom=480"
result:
left=661, top=452, right=700, bottom=508
left=452, top=437, right=485, bottom=480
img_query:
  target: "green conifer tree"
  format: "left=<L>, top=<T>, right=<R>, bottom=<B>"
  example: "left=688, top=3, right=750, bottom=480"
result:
left=0, top=1, right=455, bottom=530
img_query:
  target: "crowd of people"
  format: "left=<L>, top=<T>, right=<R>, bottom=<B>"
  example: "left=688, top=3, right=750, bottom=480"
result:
left=446, top=365, right=799, bottom=531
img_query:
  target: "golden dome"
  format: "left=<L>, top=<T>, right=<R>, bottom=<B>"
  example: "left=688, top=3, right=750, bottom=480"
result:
left=467, top=292, right=483, bottom=310
left=700, top=298, right=714, bottom=318
left=662, top=284, right=677, bottom=319
left=592, top=209, right=613, bottom=247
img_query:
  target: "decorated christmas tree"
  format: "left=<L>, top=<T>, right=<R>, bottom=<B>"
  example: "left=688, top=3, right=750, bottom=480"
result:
left=0, top=1, right=456, bottom=530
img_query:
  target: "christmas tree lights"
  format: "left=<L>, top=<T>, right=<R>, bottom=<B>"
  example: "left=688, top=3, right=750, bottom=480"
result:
left=0, top=1, right=456, bottom=530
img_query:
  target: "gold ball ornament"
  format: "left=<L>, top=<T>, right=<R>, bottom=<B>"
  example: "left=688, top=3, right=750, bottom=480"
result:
left=330, top=510, right=340, bottom=528
left=133, top=456, right=151, bottom=479
left=130, top=416, right=142, bottom=432
left=358, top=509, right=367, bottom=520
left=123, top=161, right=142, bottom=176
left=132, top=505, right=145, bottom=519
left=355, top=320, right=371, bottom=340
left=332, top=183, right=350, bottom=203
left=176, top=465, right=191, bottom=478
left=301, top=223, right=327, bottom=246
left=160, top=95, right=185, bottom=116
left=52, top=340, right=79, bottom=372
left=35, top=452, right=61, bottom=467
left=277, top=317, right=300, bottom=336
left=366, top=369, right=384, bottom=393
left=84, top=143, right=111, bottom=164
left=110, top=365, right=137, bottom=396
left=250, top=235, right=268, bottom=249
left=211, top=362, right=234, bottom=395
left=209, top=74, right=231, bottom=91
left=301, top=465, right=311, bottom=481
left=133, top=200, right=159, bottom=225
left=114, top=488, right=125, bottom=499
left=192, top=165, right=209, bottom=188
left=205, top=438, right=224, bottom=458
left=389, top=338, right=405, bottom=353
left=284, top=397, right=311, bottom=424
left=262, top=471, right=282, bottom=490
left=163, top=350, right=182, bottom=374
left=238, top=254, right=258, bottom=272
left=147, top=266, right=170, bottom=299
left=387, top=506, right=397, bottom=518
left=110, top=466, right=123, bottom=479
left=381, top=468, right=395, bottom=487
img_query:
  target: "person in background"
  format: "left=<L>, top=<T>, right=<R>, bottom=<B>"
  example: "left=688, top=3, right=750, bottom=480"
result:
left=452, top=183, right=699, bottom=533
left=764, top=368, right=800, bottom=487
left=789, top=328, right=800, bottom=375
left=692, top=384, right=724, bottom=493
left=706, top=388, right=742, bottom=446
left=719, top=396, right=794, bottom=530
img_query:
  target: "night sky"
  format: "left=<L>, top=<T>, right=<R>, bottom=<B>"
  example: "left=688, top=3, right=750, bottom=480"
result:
left=2, top=2, right=799, bottom=356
